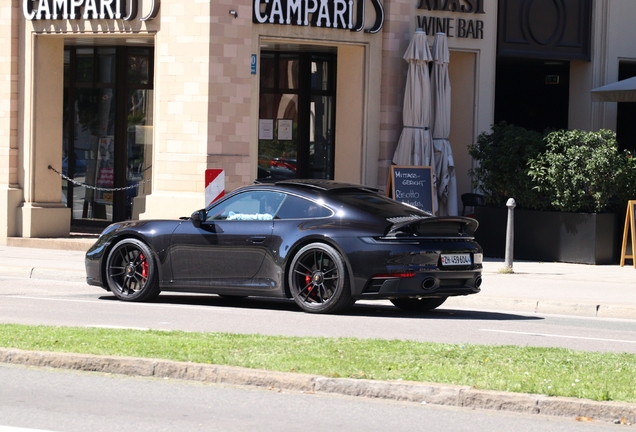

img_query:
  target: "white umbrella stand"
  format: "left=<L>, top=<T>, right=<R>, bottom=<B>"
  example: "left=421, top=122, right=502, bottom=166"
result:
left=430, top=32, right=458, bottom=216
left=392, top=29, right=438, bottom=212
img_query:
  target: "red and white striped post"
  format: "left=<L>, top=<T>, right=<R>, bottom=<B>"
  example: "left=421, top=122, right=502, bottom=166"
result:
left=205, top=169, right=225, bottom=205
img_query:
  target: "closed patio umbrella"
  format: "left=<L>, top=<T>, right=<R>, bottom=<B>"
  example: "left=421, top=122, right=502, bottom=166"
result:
left=392, top=29, right=436, bottom=174
left=430, top=32, right=458, bottom=216
left=591, top=76, right=636, bottom=102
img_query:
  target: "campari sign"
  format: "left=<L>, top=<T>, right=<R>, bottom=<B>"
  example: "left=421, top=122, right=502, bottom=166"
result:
left=22, top=0, right=160, bottom=21
left=253, top=0, right=385, bottom=34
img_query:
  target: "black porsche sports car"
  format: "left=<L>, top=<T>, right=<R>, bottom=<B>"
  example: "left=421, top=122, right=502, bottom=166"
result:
left=86, top=180, right=483, bottom=314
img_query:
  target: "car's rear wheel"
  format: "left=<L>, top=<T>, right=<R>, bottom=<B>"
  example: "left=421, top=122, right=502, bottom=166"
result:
left=105, top=238, right=160, bottom=302
left=390, top=297, right=447, bottom=312
left=288, top=243, right=355, bottom=314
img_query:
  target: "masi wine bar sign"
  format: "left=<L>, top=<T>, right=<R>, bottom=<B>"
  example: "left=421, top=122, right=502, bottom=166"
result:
left=417, top=0, right=486, bottom=40
left=22, top=0, right=160, bottom=21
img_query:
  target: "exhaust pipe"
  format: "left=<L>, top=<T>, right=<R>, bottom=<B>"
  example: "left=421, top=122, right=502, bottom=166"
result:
left=475, top=276, right=482, bottom=288
left=421, top=277, right=437, bottom=290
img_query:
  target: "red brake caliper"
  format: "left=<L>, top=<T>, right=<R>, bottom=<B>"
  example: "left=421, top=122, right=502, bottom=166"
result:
left=305, top=273, right=312, bottom=293
left=139, top=253, right=148, bottom=281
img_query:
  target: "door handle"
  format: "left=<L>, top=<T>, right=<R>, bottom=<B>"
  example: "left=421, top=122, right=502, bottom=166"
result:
left=250, top=236, right=266, bottom=244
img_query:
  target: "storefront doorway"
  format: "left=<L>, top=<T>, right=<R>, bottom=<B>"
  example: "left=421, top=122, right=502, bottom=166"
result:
left=63, top=45, right=154, bottom=228
left=494, top=57, right=569, bottom=133
left=617, top=61, right=636, bottom=154
left=257, top=49, right=337, bottom=180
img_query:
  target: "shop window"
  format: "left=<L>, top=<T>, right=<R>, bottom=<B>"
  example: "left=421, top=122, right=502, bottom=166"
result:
left=258, top=50, right=336, bottom=181
left=75, top=48, right=94, bottom=83
left=63, top=46, right=154, bottom=227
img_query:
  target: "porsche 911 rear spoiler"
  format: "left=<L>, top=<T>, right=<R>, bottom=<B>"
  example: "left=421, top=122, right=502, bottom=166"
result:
left=384, top=216, right=479, bottom=238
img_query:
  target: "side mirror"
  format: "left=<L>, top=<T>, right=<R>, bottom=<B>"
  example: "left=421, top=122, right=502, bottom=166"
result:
left=191, top=209, right=207, bottom=228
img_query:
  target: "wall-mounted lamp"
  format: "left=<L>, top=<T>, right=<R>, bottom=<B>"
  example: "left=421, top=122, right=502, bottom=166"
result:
left=229, top=10, right=238, bottom=18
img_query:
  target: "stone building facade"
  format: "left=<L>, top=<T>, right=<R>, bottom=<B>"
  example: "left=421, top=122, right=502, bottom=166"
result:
left=0, top=0, right=635, bottom=241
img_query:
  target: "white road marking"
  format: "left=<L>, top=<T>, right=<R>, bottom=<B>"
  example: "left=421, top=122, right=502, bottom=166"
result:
left=481, top=328, right=636, bottom=344
left=1, top=295, right=222, bottom=312
left=3, top=296, right=106, bottom=304
left=0, top=426, right=54, bottom=432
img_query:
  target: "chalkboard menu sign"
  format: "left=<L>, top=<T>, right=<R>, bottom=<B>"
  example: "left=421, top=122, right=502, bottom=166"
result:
left=387, top=166, right=435, bottom=215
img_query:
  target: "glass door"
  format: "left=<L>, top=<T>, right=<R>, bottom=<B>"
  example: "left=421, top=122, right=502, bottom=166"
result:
left=257, top=51, right=336, bottom=180
left=63, top=46, right=154, bottom=226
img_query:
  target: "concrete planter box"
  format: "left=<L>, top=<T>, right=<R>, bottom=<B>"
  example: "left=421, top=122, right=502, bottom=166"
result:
left=474, top=207, right=620, bottom=265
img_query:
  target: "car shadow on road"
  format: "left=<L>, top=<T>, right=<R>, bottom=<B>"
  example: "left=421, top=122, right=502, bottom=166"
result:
left=99, top=294, right=543, bottom=322
left=349, top=303, right=544, bottom=321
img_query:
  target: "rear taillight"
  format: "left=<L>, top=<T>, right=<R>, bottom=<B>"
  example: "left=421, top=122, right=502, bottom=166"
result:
left=372, top=272, right=416, bottom=279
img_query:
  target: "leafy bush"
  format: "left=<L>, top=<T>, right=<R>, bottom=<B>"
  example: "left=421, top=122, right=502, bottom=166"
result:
left=468, top=123, right=548, bottom=209
left=470, top=124, right=636, bottom=213
left=528, top=129, right=633, bottom=213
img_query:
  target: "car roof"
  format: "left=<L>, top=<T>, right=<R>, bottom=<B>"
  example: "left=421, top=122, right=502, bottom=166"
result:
left=264, top=179, right=380, bottom=193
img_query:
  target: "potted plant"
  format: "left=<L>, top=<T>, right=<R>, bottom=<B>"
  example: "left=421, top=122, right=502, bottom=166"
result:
left=469, top=124, right=636, bottom=264
left=468, top=122, right=548, bottom=210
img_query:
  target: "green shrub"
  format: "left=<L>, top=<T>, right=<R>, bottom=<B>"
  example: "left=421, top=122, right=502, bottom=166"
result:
left=468, top=123, right=548, bottom=209
left=470, top=125, right=636, bottom=213
left=528, top=129, right=632, bottom=213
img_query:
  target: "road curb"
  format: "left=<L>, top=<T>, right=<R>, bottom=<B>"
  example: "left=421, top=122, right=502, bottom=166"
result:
left=442, top=296, right=636, bottom=320
left=6, top=237, right=94, bottom=252
left=1, top=348, right=634, bottom=425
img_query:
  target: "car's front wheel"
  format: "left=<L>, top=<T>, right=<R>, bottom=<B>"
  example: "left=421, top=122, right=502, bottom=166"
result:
left=288, top=243, right=355, bottom=314
left=390, top=297, right=447, bottom=312
left=105, top=238, right=160, bottom=302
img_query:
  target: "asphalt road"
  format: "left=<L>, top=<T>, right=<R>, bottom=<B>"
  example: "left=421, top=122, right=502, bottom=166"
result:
left=2, top=276, right=636, bottom=353
left=0, top=363, right=627, bottom=432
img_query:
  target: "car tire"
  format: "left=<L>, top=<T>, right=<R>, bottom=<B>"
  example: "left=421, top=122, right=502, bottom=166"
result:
left=390, top=297, right=447, bottom=312
left=288, top=243, right=355, bottom=314
left=105, top=238, right=160, bottom=302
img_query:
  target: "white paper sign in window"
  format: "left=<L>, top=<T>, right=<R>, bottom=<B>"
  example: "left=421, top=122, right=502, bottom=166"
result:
left=259, top=119, right=274, bottom=140
left=278, top=119, right=293, bottom=141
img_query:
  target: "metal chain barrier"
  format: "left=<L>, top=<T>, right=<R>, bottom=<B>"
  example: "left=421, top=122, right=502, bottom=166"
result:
left=48, top=165, right=151, bottom=192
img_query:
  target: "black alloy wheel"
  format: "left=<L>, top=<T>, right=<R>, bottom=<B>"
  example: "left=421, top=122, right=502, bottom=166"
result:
left=288, top=243, right=355, bottom=314
left=390, top=296, right=448, bottom=312
left=105, top=238, right=160, bottom=302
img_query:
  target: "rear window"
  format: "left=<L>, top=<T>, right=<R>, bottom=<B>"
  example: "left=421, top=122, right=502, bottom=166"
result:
left=275, top=195, right=332, bottom=219
left=335, top=192, right=430, bottom=218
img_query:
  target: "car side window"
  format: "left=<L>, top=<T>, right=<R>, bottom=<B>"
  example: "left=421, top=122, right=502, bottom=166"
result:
left=275, top=195, right=332, bottom=219
left=206, top=191, right=285, bottom=221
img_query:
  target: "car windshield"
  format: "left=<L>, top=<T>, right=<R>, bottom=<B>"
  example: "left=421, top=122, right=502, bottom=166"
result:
left=334, top=192, right=430, bottom=218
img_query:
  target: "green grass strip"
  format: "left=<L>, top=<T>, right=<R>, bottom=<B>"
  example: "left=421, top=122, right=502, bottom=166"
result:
left=1, top=323, right=635, bottom=403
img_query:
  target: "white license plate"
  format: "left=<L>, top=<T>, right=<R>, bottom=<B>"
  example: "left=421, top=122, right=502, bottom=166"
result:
left=441, top=253, right=472, bottom=266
